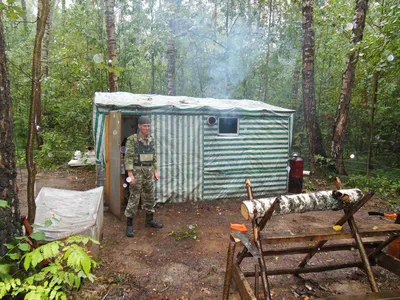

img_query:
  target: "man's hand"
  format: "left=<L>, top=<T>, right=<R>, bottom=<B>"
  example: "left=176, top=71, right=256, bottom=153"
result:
left=127, top=172, right=136, bottom=185
left=154, top=170, right=159, bottom=180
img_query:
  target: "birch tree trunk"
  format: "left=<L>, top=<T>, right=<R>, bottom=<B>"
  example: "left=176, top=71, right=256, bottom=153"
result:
left=105, top=0, right=118, bottom=92
left=331, top=0, right=369, bottom=175
left=0, top=12, right=21, bottom=255
left=26, top=0, right=49, bottom=223
left=241, top=189, right=364, bottom=220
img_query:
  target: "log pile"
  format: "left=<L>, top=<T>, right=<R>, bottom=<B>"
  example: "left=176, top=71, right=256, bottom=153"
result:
left=241, top=188, right=364, bottom=220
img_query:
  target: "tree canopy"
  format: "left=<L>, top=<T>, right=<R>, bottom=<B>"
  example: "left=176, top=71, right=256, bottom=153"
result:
left=1, top=0, right=399, bottom=193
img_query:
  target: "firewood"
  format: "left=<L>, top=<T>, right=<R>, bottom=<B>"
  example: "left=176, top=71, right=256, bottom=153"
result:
left=241, top=189, right=364, bottom=220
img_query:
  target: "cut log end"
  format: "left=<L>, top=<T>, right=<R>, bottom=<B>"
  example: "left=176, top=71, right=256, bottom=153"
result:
left=241, top=203, right=250, bottom=220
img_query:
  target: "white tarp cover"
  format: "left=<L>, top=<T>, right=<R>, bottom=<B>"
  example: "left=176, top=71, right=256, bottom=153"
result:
left=94, top=92, right=295, bottom=113
left=34, top=187, right=104, bottom=241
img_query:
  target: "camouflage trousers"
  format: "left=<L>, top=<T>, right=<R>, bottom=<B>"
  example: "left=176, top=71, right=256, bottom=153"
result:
left=124, top=166, right=155, bottom=218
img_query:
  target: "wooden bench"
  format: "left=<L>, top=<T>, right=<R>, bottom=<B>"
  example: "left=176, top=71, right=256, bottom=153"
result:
left=222, top=185, right=400, bottom=300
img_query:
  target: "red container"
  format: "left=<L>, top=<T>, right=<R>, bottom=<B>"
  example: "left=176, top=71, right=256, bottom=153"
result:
left=288, top=155, right=304, bottom=193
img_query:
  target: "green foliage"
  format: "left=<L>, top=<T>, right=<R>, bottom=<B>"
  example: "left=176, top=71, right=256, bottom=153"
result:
left=303, top=178, right=316, bottom=191
left=2, top=0, right=399, bottom=174
left=168, top=224, right=198, bottom=241
left=0, top=200, right=9, bottom=208
left=342, top=169, right=400, bottom=209
left=0, top=235, right=98, bottom=299
left=314, top=155, right=336, bottom=176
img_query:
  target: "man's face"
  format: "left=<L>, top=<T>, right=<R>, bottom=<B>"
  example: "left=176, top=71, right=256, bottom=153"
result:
left=138, top=123, right=150, bottom=137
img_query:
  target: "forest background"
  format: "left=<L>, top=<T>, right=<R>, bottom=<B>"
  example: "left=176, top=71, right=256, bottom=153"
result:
left=2, top=0, right=400, bottom=209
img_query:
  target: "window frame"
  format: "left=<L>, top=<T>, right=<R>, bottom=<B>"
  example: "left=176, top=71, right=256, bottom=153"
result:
left=217, top=117, right=239, bottom=137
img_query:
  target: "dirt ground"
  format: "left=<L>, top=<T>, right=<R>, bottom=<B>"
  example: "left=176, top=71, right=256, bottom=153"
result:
left=17, top=166, right=399, bottom=299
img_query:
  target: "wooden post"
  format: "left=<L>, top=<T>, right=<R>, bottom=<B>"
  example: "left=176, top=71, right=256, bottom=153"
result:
left=222, top=236, right=236, bottom=300
left=335, top=191, right=375, bottom=226
left=107, top=111, right=122, bottom=218
left=347, top=216, right=379, bottom=292
left=254, top=264, right=259, bottom=297
left=105, top=115, right=110, bottom=206
left=298, top=240, right=327, bottom=268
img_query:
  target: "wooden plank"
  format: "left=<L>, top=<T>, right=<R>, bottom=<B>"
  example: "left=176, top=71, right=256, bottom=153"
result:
left=222, top=238, right=236, bottom=300
left=375, top=252, right=400, bottom=276
left=321, top=290, right=400, bottom=300
left=243, top=261, right=364, bottom=276
left=262, top=224, right=400, bottom=245
left=367, top=235, right=399, bottom=259
left=232, top=263, right=257, bottom=300
left=108, top=111, right=122, bottom=218
left=254, top=241, right=383, bottom=257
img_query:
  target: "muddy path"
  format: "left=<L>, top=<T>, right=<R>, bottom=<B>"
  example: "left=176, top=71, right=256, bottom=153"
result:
left=17, top=167, right=399, bottom=299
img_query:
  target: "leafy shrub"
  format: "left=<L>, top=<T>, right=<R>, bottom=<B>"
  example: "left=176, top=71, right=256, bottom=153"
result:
left=342, top=172, right=400, bottom=209
left=314, top=154, right=336, bottom=176
left=0, top=234, right=98, bottom=299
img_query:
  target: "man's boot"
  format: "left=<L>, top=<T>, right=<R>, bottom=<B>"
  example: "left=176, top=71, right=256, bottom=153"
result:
left=145, top=213, right=163, bottom=228
left=126, top=217, right=134, bottom=237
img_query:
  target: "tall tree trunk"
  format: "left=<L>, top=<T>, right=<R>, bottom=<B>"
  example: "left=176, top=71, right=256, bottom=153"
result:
left=331, top=0, right=368, bottom=175
left=0, top=12, right=21, bottom=255
left=291, top=62, right=300, bottom=109
left=263, top=0, right=273, bottom=103
left=105, top=0, right=118, bottom=92
left=26, top=0, right=49, bottom=223
left=302, top=0, right=319, bottom=172
left=167, top=38, right=176, bottom=96
left=151, top=51, right=156, bottom=94
left=366, top=72, right=379, bottom=185
left=36, top=0, right=53, bottom=149
left=224, top=0, right=232, bottom=97
left=41, top=0, right=53, bottom=78
left=21, top=0, right=29, bottom=33
left=167, top=0, right=177, bottom=96
left=150, top=0, right=156, bottom=94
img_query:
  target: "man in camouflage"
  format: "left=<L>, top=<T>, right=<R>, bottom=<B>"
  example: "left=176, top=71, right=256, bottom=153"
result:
left=124, top=115, right=163, bottom=238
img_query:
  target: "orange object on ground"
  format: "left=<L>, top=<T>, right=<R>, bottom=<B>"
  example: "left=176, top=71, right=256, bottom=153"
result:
left=383, top=213, right=398, bottom=219
left=230, top=223, right=248, bottom=232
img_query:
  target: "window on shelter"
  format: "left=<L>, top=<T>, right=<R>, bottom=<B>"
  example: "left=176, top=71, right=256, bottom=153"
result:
left=218, top=117, right=239, bottom=136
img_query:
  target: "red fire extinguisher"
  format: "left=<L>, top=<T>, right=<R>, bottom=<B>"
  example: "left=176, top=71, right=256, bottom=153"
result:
left=288, top=154, right=304, bottom=193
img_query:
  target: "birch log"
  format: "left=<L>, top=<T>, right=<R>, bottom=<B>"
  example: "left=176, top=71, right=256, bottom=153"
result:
left=241, top=189, right=363, bottom=220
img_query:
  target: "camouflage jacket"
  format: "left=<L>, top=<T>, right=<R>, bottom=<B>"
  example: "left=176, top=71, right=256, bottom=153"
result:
left=124, top=133, right=158, bottom=171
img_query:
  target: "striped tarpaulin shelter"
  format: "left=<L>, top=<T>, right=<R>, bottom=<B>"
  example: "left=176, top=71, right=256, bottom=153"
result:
left=93, top=92, right=294, bottom=203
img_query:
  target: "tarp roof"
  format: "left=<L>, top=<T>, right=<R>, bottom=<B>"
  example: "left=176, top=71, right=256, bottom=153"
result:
left=94, top=92, right=295, bottom=115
